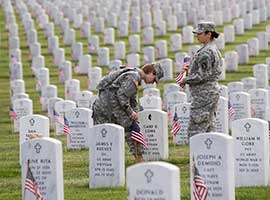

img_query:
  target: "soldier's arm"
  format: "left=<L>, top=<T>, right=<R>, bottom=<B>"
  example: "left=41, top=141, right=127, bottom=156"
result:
left=116, top=78, right=138, bottom=116
left=183, top=51, right=213, bottom=85
left=130, top=93, right=138, bottom=113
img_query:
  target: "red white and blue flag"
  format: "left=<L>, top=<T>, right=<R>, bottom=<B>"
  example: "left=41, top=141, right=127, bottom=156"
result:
left=130, top=122, right=148, bottom=148
left=9, top=106, right=17, bottom=120
left=228, top=101, right=235, bottom=120
left=24, top=160, right=43, bottom=200
left=171, top=112, right=181, bottom=137
left=53, top=109, right=64, bottom=124
left=193, top=159, right=208, bottom=200
left=175, top=56, right=191, bottom=88
left=64, top=116, right=72, bottom=142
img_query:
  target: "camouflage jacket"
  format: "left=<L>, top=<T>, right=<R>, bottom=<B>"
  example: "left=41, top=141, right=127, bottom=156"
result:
left=183, top=42, right=222, bottom=88
left=96, top=68, right=141, bottom=115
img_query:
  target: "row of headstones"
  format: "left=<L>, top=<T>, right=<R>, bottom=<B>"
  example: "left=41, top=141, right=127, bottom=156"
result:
left=3, top=1, right=268, bottom=198
left=21, top=119, right=270, bottom=199
left=42, top=0, right=270, bottom=32
left=8, top=0, right=270, bottom=86
left=7, top=0, right=103, bottom=91
left=24, top=3, right=270, bottom=80
left=6, top=0, right=104, bottom=119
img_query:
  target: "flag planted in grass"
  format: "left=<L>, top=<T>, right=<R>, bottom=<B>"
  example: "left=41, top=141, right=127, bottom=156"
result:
left=9, top=106, right=17, bottom=120
left=228, top=101, right=235, bottom=120
left=192, top=157, right=208, bottom=200
left=24, top=160, right=43, bottom=200
left=171, top=112, right=181, bottom=137
left=130, top=121, right=148, bottom=148
left=63, top=115, right=72, bottom=142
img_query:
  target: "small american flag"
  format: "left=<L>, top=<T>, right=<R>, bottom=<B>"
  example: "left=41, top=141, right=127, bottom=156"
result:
left=53, top=109, right=64, bottom=124
left=167, top=110, right=173, bottom=124
left=171, top=112, right=181, bottom=137
left=88, top=43, right=96, bottom=52
left=71, top=51, right=74, bottom=60
left=175, top=56, right=191, bottom=88
left=228, top=101, right=235, bottom=120
left=80, top=30, right=85, bottom=37
left=58, top=70, right=64, bottom=78
left=28, top=53, right=32, bottom=61
left=143, top=55, right=149, bottom=63
left=24, top=160, right=43, bottom=200
left=64, top=116, right=72, bottom=142
left=251, top=104, right=256, bottom=117
left=130, top=122, right=148, bottom=148
left=9, top=106, right=17, bottom=120
left=11, top=55, right=17, bottom=63
left=74, top=65, right=80, bottom=73
left=193, top=159, right=208, bottom=200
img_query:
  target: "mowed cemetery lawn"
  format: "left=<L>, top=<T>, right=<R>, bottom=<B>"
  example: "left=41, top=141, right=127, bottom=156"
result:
left=1, top=3, right=270, bottom=200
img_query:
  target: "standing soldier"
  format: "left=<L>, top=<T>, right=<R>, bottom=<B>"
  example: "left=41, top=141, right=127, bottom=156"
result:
left=92, top=63, right=164, bottom=162
left=178, top=21, right=222, bottom=138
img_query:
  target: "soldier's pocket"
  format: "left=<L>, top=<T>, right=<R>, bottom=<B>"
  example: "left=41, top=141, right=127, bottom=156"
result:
left=192, top=111, right=210, bottom=124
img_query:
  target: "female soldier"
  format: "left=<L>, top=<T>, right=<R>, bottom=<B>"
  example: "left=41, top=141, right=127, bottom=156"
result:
left=179, top=21, right=222, bottom=138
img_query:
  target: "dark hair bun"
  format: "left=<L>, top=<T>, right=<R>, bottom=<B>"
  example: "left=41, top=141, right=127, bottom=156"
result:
left=212, top=31, right=219, bottom=39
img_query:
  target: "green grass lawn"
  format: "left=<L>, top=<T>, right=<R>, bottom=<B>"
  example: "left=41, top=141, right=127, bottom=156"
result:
left=0, top=4, right=270, bottom=200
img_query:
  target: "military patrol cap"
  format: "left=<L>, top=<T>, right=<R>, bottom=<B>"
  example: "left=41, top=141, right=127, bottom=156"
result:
left=153, top=62, right=164, bottom=83
left=192, top=21, right=216, bottom=34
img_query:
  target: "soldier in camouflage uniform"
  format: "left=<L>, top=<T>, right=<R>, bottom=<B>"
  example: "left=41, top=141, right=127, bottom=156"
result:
left=92, top=63, right=164, bottom=162
left=179, top=21, right=222, bottom=138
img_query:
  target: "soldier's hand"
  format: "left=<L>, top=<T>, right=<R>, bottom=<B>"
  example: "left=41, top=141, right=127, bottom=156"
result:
left=130, top=111, right=138, bottom=120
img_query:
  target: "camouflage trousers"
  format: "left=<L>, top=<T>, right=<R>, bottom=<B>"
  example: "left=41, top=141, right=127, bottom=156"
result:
left=92, top=91, right=144, bottom=156
left=187, top=94, right=219, bottom=138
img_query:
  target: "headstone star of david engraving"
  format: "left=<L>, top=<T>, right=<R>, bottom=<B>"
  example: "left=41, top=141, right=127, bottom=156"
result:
left=204, top=138, right=213, bottom=149
left=144, top=169, right=154, bottom=183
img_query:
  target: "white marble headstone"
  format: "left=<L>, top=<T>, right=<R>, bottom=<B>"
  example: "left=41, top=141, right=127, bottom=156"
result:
left=127, top=162, right=180, bottom=200
left=89, top=124, right=125, bottom=188
left=139, top=110, right=168, bottom=161
left=190, top=133, right=235, bottom=200
left=229, top=92, right=251, bottom=122
left=216, top=96, right=229, bottom=135
left=65, top=108, right=93, bottom=150
left=173, top=103, right=190, bottom=144
left=253, top=64, right=268, bottom=88
left=247, top=38, right=259, bottom=56
left=225, top=51, right=238, bottom=72
left=114, top=41, right=126, bottom=60
left=155, top=40, right=167, bottom=59
left=237, top=44, right=249, bottom=64
left=21, top=138, right=64, bottom=200
left=88, top=67, right=102, bottom=91
left=241, top=77, right=256, bottom=92
left=54, top=100, right=76, bottom=135
left=249, top=88, right=269, bottom=120
left=13, top=98, right=33, bottom=132
left=142, top=27, right=154, bottom=45
left=65, top=79, right=80, bottom=101
left=232, top=118, right=269, bottom=187
left=78, top=54, right=92, bottom=74
left=170, top=34, right=182, bottom=52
